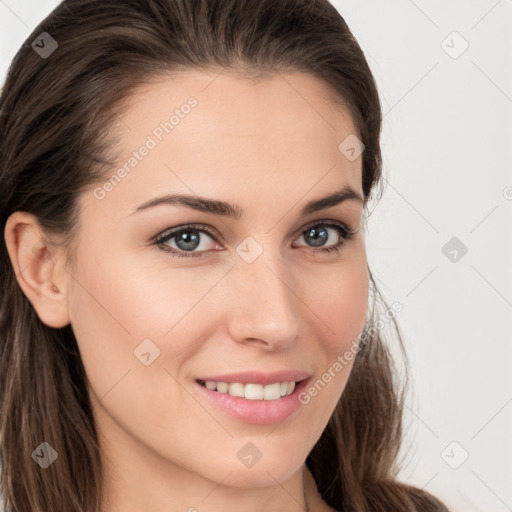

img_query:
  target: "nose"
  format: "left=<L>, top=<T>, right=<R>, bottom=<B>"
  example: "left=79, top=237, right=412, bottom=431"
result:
left=225, top=252, right=301, bottom=351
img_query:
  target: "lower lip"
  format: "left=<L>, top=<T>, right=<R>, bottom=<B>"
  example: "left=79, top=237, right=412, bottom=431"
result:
left=194, top=378, right=311, bottom=425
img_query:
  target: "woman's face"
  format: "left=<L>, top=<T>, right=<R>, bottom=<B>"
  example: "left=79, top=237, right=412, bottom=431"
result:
left=65, top=70, right=369, bottom=495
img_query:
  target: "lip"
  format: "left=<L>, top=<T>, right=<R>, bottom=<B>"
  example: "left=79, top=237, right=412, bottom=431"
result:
left=196, top=370, right=312, bottom=385
left=194, top=376, right=312, bottom=425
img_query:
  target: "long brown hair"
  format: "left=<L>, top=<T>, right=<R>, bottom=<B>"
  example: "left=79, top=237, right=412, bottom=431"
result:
left=0, top=1, right=450, bottom=510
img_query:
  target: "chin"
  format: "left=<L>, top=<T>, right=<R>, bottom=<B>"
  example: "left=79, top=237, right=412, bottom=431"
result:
left=210, top=455, right=303, bottom=488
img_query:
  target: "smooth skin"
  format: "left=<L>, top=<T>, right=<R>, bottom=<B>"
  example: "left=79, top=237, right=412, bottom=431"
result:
left=5, top=70, right=369, bottom=512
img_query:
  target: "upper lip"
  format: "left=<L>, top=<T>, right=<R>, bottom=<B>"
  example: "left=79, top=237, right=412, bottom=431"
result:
left=197, top=370, right=312, bottom=385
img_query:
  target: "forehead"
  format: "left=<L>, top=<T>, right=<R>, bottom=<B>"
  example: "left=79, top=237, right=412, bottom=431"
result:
left=84, top=70, right=363, bottom=218
left=115, top=69, right=358, bottom=142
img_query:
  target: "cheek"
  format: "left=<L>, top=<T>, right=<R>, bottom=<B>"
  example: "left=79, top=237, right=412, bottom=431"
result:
left=66, top=249, right=218, bottom=449
left=300, top=254, right=369, bottom=353
left=70, top=245, right=222, bottom=337
left=67, top=249, right=229, bottom=393
left=295, top=255, right=368, bottom=410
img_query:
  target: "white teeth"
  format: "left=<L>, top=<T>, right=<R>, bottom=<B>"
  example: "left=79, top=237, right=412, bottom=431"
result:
left=228, top=382, right=245, bottom=397
left=245, top=383, right=263, bottom=400
left=216, top=382, right=229, bottom=393
left=201, top=380, right=297, bottom=400
left=263, top=382, right=281, bottom=400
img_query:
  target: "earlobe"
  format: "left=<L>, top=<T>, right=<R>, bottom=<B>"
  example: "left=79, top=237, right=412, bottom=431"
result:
left=4, top=211, right=71, bottom=328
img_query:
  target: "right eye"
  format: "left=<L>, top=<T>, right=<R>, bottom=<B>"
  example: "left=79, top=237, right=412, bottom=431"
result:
left=154, top=224, right=223, bottom=258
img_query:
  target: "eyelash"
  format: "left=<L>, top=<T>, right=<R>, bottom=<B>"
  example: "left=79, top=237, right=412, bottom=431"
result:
left=153, top=220, right=356, bottom=259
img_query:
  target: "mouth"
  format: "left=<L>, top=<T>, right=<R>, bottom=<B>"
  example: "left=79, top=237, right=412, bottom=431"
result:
left=196, top=378, right=307, bottom=401
left=194, top=376, right=311, bottom=424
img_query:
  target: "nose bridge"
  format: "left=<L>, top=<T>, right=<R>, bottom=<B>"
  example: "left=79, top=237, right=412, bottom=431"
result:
left=226, top=247, right=300, bottom=347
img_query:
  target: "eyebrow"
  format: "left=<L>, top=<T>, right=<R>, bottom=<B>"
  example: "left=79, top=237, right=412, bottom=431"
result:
left=130, top=185, right=363, bottom=219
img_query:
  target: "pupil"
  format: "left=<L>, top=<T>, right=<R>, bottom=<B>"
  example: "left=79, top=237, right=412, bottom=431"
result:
left=176, top=230, right=200, bottom=250
left=305, top=227, right=327, bottom=247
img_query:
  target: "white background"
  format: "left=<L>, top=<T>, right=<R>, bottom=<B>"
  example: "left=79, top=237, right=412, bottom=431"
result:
left=1, top=1, right=511, bottom=511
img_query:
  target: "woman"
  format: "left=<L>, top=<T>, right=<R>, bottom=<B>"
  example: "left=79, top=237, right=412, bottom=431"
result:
left=0, top=0, right=451, bottom=511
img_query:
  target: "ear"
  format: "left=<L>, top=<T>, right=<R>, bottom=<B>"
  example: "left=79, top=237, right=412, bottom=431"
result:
left=4, top=211, right=71, bottom=328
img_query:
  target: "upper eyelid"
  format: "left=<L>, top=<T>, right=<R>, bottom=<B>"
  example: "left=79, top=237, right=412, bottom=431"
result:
left=155, top=223, right=218, bottom=242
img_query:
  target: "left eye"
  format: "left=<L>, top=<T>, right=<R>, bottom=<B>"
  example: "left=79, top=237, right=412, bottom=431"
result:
left=294, top=223, right=349, bottom=249
left=154, top=221, right=355, bottom=258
